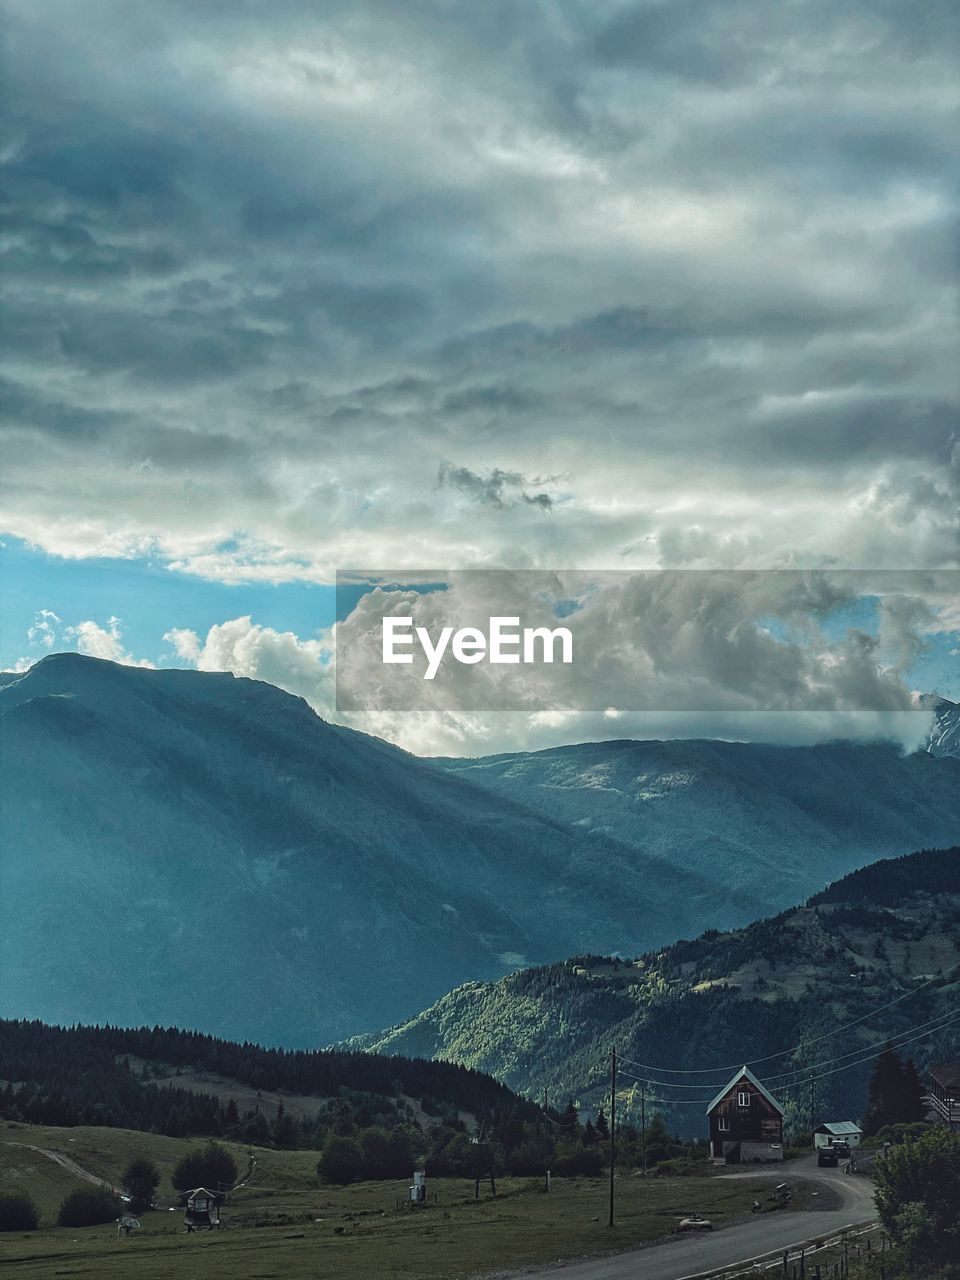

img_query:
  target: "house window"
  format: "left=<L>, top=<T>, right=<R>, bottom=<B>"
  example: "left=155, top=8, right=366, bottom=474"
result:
left=737, top=1091, right=751, bottom=1107
left=718, top=1117, right=731, bottom=1132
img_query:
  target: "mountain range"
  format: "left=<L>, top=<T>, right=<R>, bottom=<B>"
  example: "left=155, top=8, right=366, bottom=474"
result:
left=1, top=653, right=958, bottom=1049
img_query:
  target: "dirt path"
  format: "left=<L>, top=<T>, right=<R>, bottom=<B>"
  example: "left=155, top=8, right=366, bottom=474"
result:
left=4, top=1141, right=123, bottom=1194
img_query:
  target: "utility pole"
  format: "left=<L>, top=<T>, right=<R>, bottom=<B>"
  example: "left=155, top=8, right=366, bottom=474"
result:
left=640, top=1082, right=647, bottom=1176
left=809, top=1077, right=815, bottom=1139
left=608, top=1046, right=617, bottom=1228
left=543, top=1086, right=550, bottom=1192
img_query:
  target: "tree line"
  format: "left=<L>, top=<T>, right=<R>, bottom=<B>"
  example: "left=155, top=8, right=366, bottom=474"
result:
left=0, top=1018, right=536, bottom=1144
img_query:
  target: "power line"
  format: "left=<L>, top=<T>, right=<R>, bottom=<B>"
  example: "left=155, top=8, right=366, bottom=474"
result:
left=758, top=1006, right=960, bottom=1085
left=615, top=1075, right=726, bottom=1090
left=616, top=1069, right=714, bottom=1105
left=616, top=1007, right=960, bottom=1103
left=615, top=1006, right=958, bottom=1092
left=771, top=1008, right=960, bottom=1089
left=616, top=962, right=959, bottom=1077
left=545, top=1114, right=581, bottom=1129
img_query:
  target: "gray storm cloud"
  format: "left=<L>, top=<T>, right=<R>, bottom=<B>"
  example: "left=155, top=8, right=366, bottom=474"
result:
left=0, top=0, right=956, bottom=581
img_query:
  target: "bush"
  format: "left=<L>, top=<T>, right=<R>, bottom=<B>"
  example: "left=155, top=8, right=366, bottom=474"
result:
left=651, top=1157, right=709, bottom=1177
left=865, top=1121, right=933, bottom=1149
left=171, top=1142, right=237, bottom=1195
left=359, top=1125, right=416, bottom=1179
left=57, top=1186, right=121, bottom=1227
left=0, top=1192, right=39, bottom=1231
left=317, top=1135, right=366, bottom=1184
left=874, top=1126, right=960, bottom=1270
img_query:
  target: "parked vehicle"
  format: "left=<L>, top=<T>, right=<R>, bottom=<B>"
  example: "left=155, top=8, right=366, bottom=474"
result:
left=817, top=1147, right=839, bottom=1167
left=679, top=1214, right=713, bottom=1231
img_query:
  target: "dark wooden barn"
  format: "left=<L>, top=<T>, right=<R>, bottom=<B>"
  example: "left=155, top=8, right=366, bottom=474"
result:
left=706, top=1065, right=785, bottom=1163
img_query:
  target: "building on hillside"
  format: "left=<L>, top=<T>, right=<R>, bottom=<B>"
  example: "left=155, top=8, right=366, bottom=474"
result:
left=813, top=1120, right=862, bottom=1149
left=183, top=1187, right=221, bottom=1232
left=706, top=1065, right=784, bottom=1163
left=930, top=1064, right=960, bottom=1129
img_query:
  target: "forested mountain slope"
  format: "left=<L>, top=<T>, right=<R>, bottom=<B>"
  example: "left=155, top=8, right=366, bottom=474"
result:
left=354, top=847, right=960, bottom=1135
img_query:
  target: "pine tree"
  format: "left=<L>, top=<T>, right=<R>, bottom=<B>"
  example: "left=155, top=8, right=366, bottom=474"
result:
left=562, top=1100, right=579, bottom=1131
left=122, top=1156, right=160, bottom=1213
left=863, top=1045, right=906, bottom=1134
left=901, top=1059, right=927, bottom=1124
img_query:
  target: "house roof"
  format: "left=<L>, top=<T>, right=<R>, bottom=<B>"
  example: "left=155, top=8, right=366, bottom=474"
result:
left=184, top=1187, right=219, bottom=1200
left=814, top=1121, right=862, bottom=1135
left=706, top=1066, right=785, bottom=1117
left=931, top=1063, right=960, bottom=1090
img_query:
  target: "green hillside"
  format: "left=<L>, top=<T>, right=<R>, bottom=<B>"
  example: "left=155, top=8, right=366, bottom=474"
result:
left=353, top=847, right=960, bottom=1134
left=0, top=1018, right=535, bottom=1146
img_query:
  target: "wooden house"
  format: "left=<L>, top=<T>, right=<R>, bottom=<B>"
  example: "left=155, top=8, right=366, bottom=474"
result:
left=706, top=1065, right=784, bottom=1162
left=183, top=1187, right=221, bottom=1232
left=930, top=1064, right=960, bottom=1129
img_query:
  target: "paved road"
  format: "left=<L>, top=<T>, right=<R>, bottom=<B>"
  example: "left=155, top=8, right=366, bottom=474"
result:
left=529, top=1158, right=876, bottom=1280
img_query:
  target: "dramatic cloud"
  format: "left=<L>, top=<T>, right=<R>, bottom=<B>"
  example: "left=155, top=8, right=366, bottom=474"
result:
left=164, top=617, right=334, bottom=711
left=0, top=0, right=956, bottom=585
left=18, top=612, right=154, bottom=668
left=331, top=569, right=950, bottom=749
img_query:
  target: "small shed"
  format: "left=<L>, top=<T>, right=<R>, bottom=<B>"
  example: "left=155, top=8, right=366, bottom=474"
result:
left=813, top=1121, right=862, bottom=1149
left=184, top=1187, right=221, bottom=1232
left=706, top=1065, right=784, bottom=1163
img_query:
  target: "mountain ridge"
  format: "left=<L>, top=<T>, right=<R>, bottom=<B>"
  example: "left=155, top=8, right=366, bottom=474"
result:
left=2, top=653, right=958, bottom=1052
left=0, top=654, right=716, bottom=1045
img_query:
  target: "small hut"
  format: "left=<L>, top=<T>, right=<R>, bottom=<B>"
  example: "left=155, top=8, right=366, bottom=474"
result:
left=813, top=1120, right=862, bottom=1150
left=184, top=1187, right=221, bottom=1232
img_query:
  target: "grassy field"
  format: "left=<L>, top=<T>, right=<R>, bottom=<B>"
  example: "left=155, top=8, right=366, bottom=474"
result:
left=0, top=1121, right=812, bottom=1279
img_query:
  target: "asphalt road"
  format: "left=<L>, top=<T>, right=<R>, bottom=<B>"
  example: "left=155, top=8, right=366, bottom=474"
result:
left=530, top=1158, right=877, bottom=1280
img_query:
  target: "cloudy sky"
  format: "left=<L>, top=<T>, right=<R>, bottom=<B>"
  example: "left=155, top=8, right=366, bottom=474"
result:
left=1, top=0, right=957, bottom=751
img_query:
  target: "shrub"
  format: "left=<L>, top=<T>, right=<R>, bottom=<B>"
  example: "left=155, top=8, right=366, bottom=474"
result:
left=0, top=1192, right=39, bottom=1231
left=651, top=1157, right=709, bottom=1177
left=865, top=1121, right=933, bottom=1149
left=171, top=1141, right=237, bottom=1195
left=57, top=1186, right=121, bottom=1227
left=317, top=1135, right=366, bottom=1184
left=874, top=1126, right=960, bottom=1269
left=359, top=1125, right=416, bottom=1179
